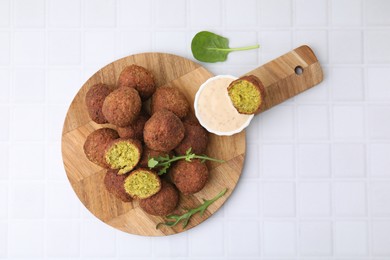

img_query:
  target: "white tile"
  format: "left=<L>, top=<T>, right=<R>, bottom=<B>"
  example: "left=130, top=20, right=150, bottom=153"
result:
left=334, top=221, right=368, bottom=256
left=10, top=144, right=44, bottom=180
left=262, top=182, right=295, bottom=217
left=333, top=143, right=365, bottom=177
left=155, top=0, right=186, bottom=27
left=260, top=105, right=294, bottom=140
left=370, top=182, right=390, bottom=217
left=298, top=143, right=330, bottom=178
left=299, top=182, right=330, bottom=217
left=0, top=32, right=10, bottom=65
left=0, top=145, right=8, bottom=179
left=84, top=31, right=116, bottom=66
left=46, top=220, right=80, bottom=257
left=49, top=31, right=81, bottom=65
left=49, top=0, right=81, bottom=27
left=46, top=105, right=68, bottom=142
left=0, top=222, right=6, bottom=257
left=330, top=67, right=364, bottom=101
left=190, top=221, right=224, bottom=257
left=330, top=30, right=362, bottom=64
left=260, top=31, right=292, bottom=63
left=118, top=0, right=152, bottom=27
left=367, top=68, right=390, bottom=100
left=222, top=31, right=259, bottom=66
left=294, top=30, right=328, bottom=64
left=365, top=31, right=390, bottom=63
left=226, top=0, right=257, bottom=27
left=13, top=0, right=45, bottom=27
left=47, top=182, right=80, bottom=218
left=299, top=221, right=332, bottom=256
left=263, top=221, right=296, bottom=256
left=332, top=105, right=364, bottom=139
left=367, top=105, right=390, bottom=139
left=227, top=181, right=258, bottom=217
left=246, top=114, right=260, bottom=142
left=153, top=233, right=188, bottom=257
left=366, top=0, right=390, bottom=26
left=0, top=107, right=9, bottom=141
left=11, top=105, right=44, bottom=141
left=243, top=144, right=259, bottom=178
left=8, top=221, right=44, bottom=257
left=47, top=68, right=81, bottom=105
left=0, top=183, right=7, bottom=218
left=228, top=221, right=260, bottom=256
left=260, top=0, right=291, bottom=27
left=9, top=182, right=44, bottom=219
left=119, top=31, right=152, bottom=55
left=84, top=0, right=116, bottom=27
left=190, top=0, right=221, bottom=27
left=372, top=221, right=390, bottom=256
left=0, top=0, right=10, bottom=26
left=297, top=105, right=329, bottom=140
left=46, top=142, right=67, bottom=180
left=12, top=68, right=45, bottom=103
left=261, top=144, right=294, bottom=178
left=369, top=143, right=390, bottom=177
left=155, top=31, right=188, bottom=58
left=332, top=0, right=362, bottom=26
left=0, top=70, right=10, bottom=102
left=13, top=31, right=45, bottom=65
left=81, top=220, right=116, bottom=257
left=295, top=0, right=327, bottom=26
left=116, top=231, right=152, bottom=257
left=333, top=182, right=366, bottom=217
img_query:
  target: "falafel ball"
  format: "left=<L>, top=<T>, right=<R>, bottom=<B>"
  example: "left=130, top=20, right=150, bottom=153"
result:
left=174, top=122, right=208, bottom=155
left=139, top=146, right=173, bottom=168
left=151, top=86, right=190, bottom=119
left=85, top=83, right=112, bottom=124
left=117, top=112, right=149, bottom=141
left=139, top=180, right=179, bottom=216
left=124, top=168, right=161, bottom=199
left=83, top=128, right=119, bottom=168
left=143, top=110, right=185, bottom=152
left=170, top=159, right=209, bottom=195
left=105, top=138, right=142, bottom=174
left=102, top=87, right=142, bottom=127
left=117, top=65, right=156, bottom=99
left=104, top=169, right=133, bottom=202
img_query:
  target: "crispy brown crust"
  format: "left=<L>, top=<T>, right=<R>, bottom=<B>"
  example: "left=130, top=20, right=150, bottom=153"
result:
left=85, top=83, right=112, bottom=124
left=116, top=112, right=149, bottom=141
left=227, top=75, right=266, bottom=115
left=104, top=169, right=133, bottom=202
left=104, top=138, right=143, bottom=172
left=117, top=65, right=156, bottom=99
left=151, top=86, right=190, bottom=119
left=170, top=159, right=209, bottom=195
left=143, top=110, right=185, bottom=152
left=139, top=180, right=179, bottom=216
left=139, top=146, right=173, bottom=168
left=83, top=128, right=119, bottom=168
left=124, top=168, right=162, bottom=199
left=174, top=122, right=208, bottom=155
left=102, top=87, right=142, bottom=127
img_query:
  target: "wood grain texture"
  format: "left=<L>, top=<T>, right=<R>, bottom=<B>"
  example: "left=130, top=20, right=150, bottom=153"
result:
left=61, top=53, right=246, bottom=236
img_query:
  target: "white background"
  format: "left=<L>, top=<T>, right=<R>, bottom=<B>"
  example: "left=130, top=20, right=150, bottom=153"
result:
left=1, top=0, right=390, bottom=259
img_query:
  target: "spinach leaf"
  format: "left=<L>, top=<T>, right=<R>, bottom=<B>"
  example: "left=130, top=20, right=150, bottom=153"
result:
left=191, top=31, right=259, bottom=63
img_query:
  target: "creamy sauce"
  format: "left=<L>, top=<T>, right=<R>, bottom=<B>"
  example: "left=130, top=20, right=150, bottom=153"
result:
left=196, top=76, right=253, bottom=133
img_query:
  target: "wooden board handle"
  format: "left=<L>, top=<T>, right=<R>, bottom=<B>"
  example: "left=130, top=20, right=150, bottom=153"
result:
left=243, top=45, right=324, bottom=113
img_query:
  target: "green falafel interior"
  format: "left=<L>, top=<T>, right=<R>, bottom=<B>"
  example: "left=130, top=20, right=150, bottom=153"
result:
left=105, top=140, right=141, bottom=174
left=124, top=169, right=161, bottom=199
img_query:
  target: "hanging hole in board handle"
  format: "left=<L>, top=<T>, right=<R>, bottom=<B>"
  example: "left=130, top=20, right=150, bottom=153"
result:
left=295, top=65, right=304, bottom=75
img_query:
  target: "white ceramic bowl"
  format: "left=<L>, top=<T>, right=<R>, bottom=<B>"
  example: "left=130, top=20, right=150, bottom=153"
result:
left=194, top=75, right=254, bottom=136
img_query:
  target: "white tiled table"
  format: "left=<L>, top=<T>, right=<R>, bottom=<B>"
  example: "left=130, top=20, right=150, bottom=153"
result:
left=1, top=0, right=390, bottom=259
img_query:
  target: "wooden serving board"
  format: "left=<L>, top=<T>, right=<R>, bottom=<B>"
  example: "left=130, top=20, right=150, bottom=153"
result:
left=61, top=46, right=323, bottom=236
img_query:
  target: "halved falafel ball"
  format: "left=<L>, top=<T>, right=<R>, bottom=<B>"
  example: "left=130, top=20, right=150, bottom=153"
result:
left=105, top=138, right=142, bottom=175
left=117, top=65, right=156, bottom=99
left=102, top=87, right=142, bottom=127
left=170, top=159, right=209, bottom=195
left=139, top=146, right=173, bottom=168
left=174, top=122, right=208, bottom=155
left=151, top=86, right=190, bottom=119
left=116, top=112, right=149, bottom=141
left=83, top=128, right=119, bottom=168
left=85, top=83, right=113, bottom=124
left=124, top=168, right=161, bottom=199
left=104, top=169, right=132, bottom=202
left=139, top=180, right=179, bottom=216
left=143, top=110, right=185, bottom=152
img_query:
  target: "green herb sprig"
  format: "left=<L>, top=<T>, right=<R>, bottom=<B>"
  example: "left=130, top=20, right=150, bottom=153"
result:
left=148, top=148, right=224, bottom=175
left=156, top=188, right=228, bottom=229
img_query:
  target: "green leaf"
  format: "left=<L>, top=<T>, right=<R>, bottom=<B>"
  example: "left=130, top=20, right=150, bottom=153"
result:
left=148, top=158, right=159, bottom=168
left=191, top=31, right=259, bottom=63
